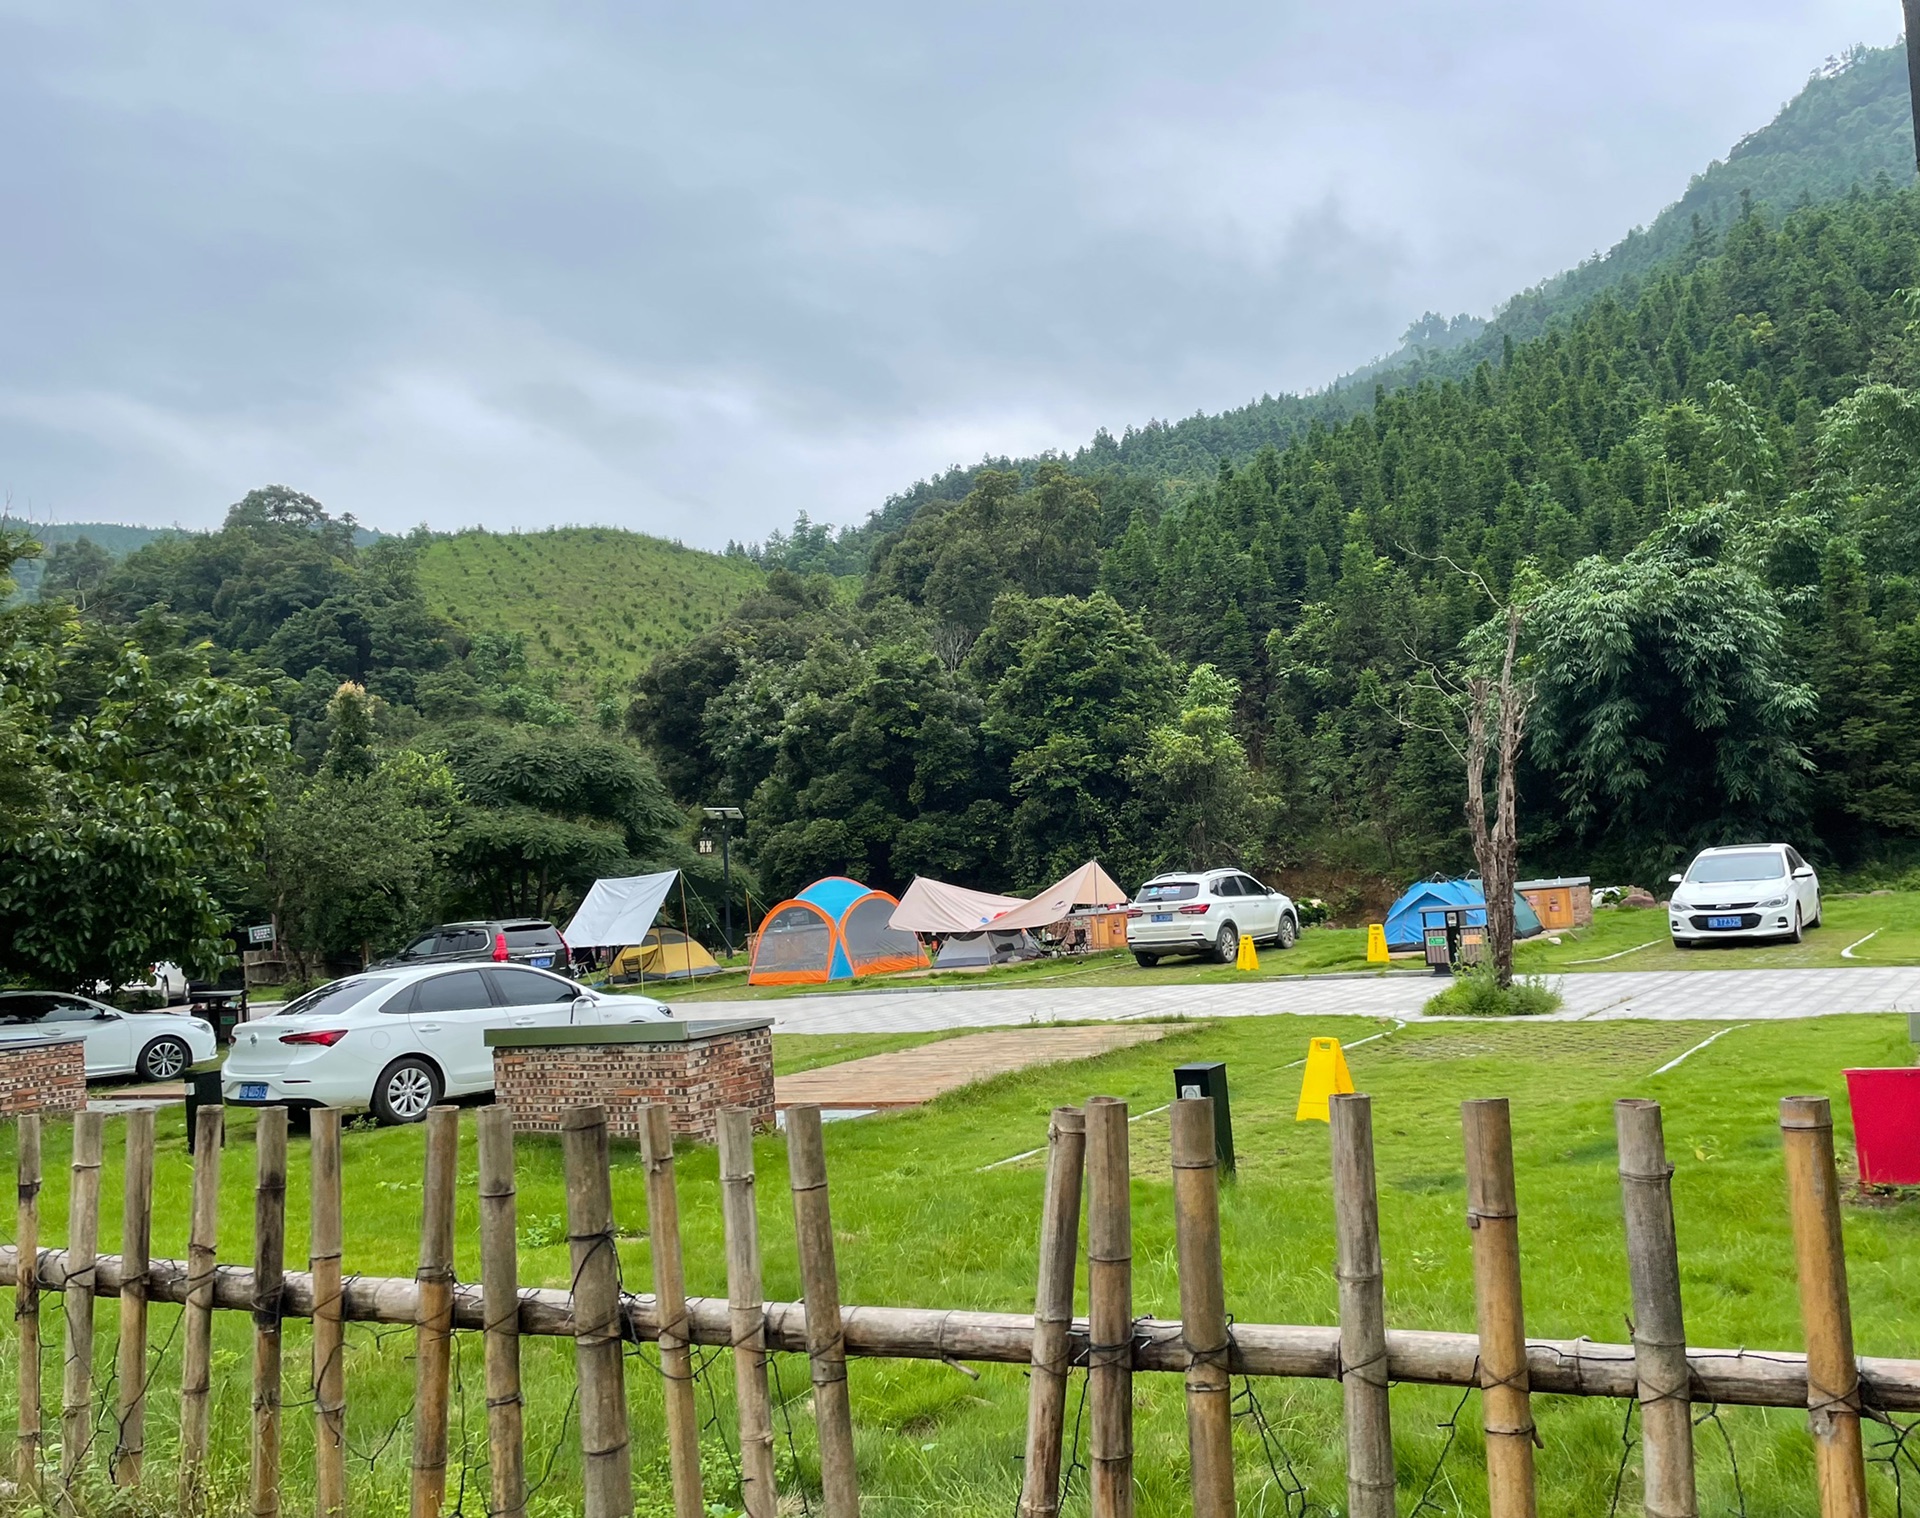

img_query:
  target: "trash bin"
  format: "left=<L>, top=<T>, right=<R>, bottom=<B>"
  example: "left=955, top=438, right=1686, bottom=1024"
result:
left=1843, top=1068, right=1920, bottom=1185
left=185, top=1062, right=225, bottom=1152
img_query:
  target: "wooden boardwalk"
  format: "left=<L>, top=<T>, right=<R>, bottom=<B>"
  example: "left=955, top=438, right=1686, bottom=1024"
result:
left=774, top=1025, right=1170, bottom=1110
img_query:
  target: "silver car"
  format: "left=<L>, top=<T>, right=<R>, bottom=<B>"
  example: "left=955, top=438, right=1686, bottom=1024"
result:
left=1667, top=844, right=1822, bottom=947
left=1125, top=870, right=1299, bottom=967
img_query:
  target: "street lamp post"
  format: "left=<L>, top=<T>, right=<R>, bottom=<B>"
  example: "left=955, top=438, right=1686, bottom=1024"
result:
left=702, top=806, right=744, bottom=957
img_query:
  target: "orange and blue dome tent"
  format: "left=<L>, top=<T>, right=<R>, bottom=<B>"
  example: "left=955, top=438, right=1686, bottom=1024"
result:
left=747, top=876, right=929, bottom=985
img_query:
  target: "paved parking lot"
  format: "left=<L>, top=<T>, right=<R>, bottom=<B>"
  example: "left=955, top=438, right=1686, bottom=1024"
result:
left=712, top=966, right=1920, bottom=1036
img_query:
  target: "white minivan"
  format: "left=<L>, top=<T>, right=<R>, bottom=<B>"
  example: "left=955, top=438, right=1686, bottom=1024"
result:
left=223, top=963, right=671, bottom=1123
left=1667, top=844, right=1821, bottom=947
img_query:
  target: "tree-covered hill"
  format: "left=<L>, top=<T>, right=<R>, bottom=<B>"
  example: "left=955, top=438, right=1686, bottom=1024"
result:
left=755, top=42, right=1920, bottom=575
left=415, top=527, right=763, bottom=701
left=640, top=179, right=1920, bottom=905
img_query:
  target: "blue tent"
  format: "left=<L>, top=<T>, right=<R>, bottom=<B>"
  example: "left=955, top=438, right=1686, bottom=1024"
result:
left=1383, top=878, right=1544, bottom=953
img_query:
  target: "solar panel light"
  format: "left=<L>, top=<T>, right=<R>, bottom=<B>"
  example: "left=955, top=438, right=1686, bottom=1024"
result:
left=1173, top=1061, right=1235, bottom=1172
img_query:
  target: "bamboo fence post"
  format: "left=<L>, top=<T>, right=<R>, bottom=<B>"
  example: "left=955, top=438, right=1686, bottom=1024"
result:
left=412, top=1105, right=459, bottom=1518
left=1330, top=1092, right=1395, bottom=1518
left=61, top=1109, right=104, bottom=1494
left=1018, top=1106, right=1087, bottom=1518
left=111, top=1107, right=156, bottom=1488
left=786, top=1104, right=860, bottom=1518
left=16, top=1113, right=41, bottom=1492
left=310, top=1108, right=348, bottom=1518
left=641, top=1105, right=704, bottom=1518
left=1462, top=1098, right=1536, bottom=1518
left=1616, top=1099, right=1696, bottom=1518
left=250, top=1106, right=289, bottom=1518
left=562, top=1104, right=633, bottom=1518
left=1781, top=1096, right=1869, bottom=1518
left=179, top=1104, right=224, bottom=1506
left=1085, top=1095, right=1135, bottom=1518
left=1171, top=1099, right=1234, bottom=1518
left=717, top=1107, right=778, bottom=1518
left=477, top=1105, right=527, bottom=1518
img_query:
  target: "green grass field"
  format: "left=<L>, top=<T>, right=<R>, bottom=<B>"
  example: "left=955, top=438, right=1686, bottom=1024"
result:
left=416, top=527, right=763, bottom=699
left=6, top=1015, right=1918, bottom=1516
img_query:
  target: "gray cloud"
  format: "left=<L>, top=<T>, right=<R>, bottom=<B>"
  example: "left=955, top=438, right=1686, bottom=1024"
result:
left=0, top=0, right=1897, bottom=544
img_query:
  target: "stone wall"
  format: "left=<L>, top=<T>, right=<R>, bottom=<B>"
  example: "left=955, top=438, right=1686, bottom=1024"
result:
left=493, top=1023, right=774, bottom=1143
left=0, top=1036, right=86, bottom=1116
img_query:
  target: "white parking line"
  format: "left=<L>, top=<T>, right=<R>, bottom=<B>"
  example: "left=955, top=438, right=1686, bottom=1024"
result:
left=1651, top=1024, right=1748, bottom=1076
left=1841, top=930, right=1879, bottom=960
left=1566, top=940, right=1661, bottom=965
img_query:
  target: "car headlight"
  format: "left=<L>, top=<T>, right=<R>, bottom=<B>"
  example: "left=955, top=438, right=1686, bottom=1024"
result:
left=1758, top=893, right=1788, bottom=908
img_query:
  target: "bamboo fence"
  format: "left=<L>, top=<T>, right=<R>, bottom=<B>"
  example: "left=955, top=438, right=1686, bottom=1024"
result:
left=0, top=1091, right=1911, bottom=1518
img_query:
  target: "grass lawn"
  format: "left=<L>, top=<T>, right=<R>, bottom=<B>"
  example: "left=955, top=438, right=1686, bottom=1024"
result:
left=6, top=1014, right=1918, bottom=1516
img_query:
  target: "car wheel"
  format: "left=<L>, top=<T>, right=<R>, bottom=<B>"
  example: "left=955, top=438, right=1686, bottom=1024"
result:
left=372, top=1058, right=442, bottom=1126
left=1787, top=907, right=1804, bottom=945
left=1275, top=915, right=1298, bottom=950
left=1133, top=952, right=1160, bottom=969
left=137, top=1036, right=191, bottom=1082
left=1213, top=924, right=1239, bottom=965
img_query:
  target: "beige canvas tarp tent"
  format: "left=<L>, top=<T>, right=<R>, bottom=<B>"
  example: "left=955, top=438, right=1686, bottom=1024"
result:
left=991, top=861, right=1129, bottom=931
left=888, top=876, right=1028, bottom=934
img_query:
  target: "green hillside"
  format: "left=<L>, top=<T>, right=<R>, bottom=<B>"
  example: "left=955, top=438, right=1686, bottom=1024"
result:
left=417, top=527, right=763, bottom=697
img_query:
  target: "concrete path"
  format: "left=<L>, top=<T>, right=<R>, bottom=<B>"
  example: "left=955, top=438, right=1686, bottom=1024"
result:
left=724, top=966, right=1920, bottom=1036
left=773, top=1025, right=1168, bottom=1108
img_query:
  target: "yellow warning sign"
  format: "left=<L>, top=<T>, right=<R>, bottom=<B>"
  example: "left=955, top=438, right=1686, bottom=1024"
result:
left=1295, top=1037, right=1356, bottom=1123
left=1366, top=923, right=1389, bottom=963
left=1236, top=932, right=1260, bottom=971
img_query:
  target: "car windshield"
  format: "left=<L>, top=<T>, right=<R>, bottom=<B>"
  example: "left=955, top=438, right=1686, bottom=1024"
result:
left=1138, top=882, right=1199, bottom=903
left=280, top=976, right=396, bottom=1017
left=1687, top=852, right=1786, bottom=884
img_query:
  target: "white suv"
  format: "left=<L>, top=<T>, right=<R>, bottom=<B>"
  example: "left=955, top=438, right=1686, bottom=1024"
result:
left=1125, top=870, right=1299, bottom=967
left=1667, top=844, right=1821, bottom=948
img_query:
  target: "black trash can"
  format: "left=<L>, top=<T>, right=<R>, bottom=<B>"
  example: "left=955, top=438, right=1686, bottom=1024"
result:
left=185, top=1063, right=224, bottom=1151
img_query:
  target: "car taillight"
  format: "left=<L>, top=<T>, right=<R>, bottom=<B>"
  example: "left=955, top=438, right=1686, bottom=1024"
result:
left=1124, top=908, right=1144, bottom=918
left=1177, top=904, right=1211, bottom=915
left=279, top=1029, right=349, bottom=1047
left=493, top=932, right=510, bottom=962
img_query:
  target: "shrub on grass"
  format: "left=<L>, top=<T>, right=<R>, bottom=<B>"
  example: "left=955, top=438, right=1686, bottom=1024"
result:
left=1423, top=963, right=1562, bottom=1016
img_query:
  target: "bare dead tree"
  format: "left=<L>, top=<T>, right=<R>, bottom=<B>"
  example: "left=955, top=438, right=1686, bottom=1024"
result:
left=1381, top=556, right=1536, bottom=988
left=1460, top=604, right=1532, bottom=988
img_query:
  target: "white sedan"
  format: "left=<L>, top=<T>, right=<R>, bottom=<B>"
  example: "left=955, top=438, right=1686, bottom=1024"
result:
left=0, top=992, right=217, bottom=1081
left=1667, top=843, right=1822, bottom=947
left=223, top=963, right=673, bottom=1124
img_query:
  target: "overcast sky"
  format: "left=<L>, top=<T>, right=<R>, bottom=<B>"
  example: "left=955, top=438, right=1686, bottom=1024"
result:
left=0, top=2, right=1899, bottom=547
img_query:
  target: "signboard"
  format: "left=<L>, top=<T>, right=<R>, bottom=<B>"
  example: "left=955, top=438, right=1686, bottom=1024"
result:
left=247, top=923, right=276, bottom=945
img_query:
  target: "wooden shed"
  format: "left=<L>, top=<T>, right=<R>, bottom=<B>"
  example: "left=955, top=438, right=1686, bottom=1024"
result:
left=1516, top=876, right=1592, bottom=931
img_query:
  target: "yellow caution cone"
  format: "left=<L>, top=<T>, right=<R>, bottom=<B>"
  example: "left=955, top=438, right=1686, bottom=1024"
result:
left=1366, top=923, right=1390, bottom=963
left=1295, top=1037, right=1356, bottom=1122
left=1236, top=931, right=1259, bottom=971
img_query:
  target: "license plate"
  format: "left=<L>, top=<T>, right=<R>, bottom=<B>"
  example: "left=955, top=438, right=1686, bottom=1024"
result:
left=1707, top=916, right=1743, bottom=930
left=238, top=1082, right=268, bottom=1101
left=1151, top=913, right=1172, bottom=923
left=531, top=955, right=553, bottom=968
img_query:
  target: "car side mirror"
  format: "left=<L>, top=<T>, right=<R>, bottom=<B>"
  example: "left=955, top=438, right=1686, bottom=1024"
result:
left=1792, top=866, right=1814, bottom=879
left=93, top=1010, right=118, bottom=1021
left=1667, top=874, right=1683, bottom=885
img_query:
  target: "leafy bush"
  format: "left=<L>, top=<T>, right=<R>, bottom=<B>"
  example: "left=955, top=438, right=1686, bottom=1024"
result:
left=1423, top=963, right=1562, bottom=1017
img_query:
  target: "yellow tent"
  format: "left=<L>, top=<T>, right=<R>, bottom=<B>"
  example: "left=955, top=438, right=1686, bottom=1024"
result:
left=609, top=927, right=722, bottom=983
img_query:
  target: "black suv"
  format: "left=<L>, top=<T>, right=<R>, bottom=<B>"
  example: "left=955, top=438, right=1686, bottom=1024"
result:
left=376, top=920, right=572, bottom=975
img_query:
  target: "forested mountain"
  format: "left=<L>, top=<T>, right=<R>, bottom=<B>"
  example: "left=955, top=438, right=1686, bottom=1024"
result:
left=644, top=180, right=1920, bottom=906
left=748, top=42, right=1920, bottom=576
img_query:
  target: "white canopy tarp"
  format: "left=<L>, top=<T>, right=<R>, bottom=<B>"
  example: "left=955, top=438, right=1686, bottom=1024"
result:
left=562, top=870, right=680, bottom=948
left=888, top=876, right=1028, bottom=935
left=991, top=861, right=1129, bottom=931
